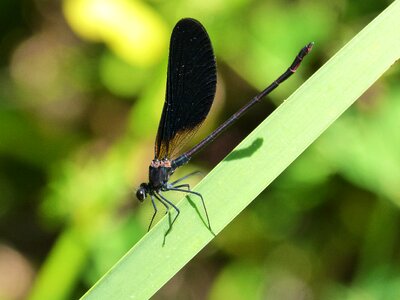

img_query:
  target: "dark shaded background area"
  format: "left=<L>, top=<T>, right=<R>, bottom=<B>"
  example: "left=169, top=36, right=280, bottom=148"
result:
left=0, top=0, right=399, bottom=299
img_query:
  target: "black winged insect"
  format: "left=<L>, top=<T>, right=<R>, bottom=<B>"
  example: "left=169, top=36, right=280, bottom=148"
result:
left=135, top=18, right=313, bottom=231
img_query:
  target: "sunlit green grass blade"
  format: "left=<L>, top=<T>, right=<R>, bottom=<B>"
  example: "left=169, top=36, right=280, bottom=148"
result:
left=82, top=1, right=400, bottom=299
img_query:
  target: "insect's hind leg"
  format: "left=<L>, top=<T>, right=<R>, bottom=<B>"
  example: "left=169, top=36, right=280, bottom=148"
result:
left=167, top=187, right=211, bottom=229
left=171, top=183, right=190, bottom=190
left=169, top=171, right=202, bottom=186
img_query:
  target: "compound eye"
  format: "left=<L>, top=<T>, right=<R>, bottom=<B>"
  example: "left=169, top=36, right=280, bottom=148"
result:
left=136, top=188, right=147, bottom=202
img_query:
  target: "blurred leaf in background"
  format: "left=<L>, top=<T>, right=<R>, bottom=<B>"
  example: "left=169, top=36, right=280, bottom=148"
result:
left=0, top=0, right=398, bottom=299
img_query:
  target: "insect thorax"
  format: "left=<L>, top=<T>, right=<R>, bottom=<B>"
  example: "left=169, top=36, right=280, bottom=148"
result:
left=149, top=159, right=173, bottom=189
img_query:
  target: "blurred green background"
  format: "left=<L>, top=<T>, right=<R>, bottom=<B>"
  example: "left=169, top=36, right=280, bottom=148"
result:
left=0, top=0, right=399, bottom=299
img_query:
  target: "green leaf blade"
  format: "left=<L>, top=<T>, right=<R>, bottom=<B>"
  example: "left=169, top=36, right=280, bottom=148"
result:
left=82, top=1, right=400, bottom=299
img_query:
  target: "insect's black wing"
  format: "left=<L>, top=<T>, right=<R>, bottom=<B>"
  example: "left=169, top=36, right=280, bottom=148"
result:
left=155, top=18, right=217, bottom=160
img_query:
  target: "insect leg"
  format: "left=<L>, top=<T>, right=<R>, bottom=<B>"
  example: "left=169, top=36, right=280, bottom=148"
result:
left=167, top=187, right=210, bottom=229
left=172, top=183, right=190, bottom=190
left=155, top=192, right=180, bottom=227
left=169, top=171, right=202, bottom=186
left=148, top=195, right=158, bottom=232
